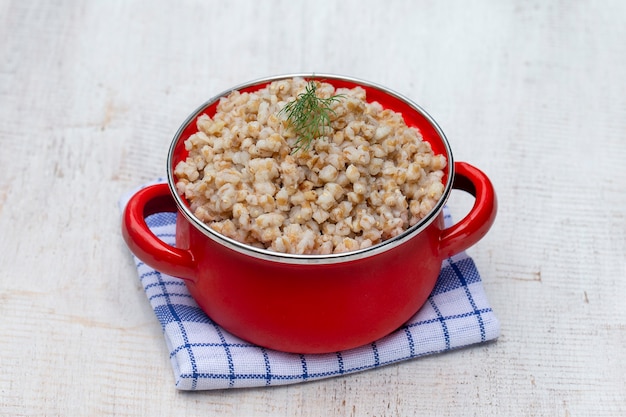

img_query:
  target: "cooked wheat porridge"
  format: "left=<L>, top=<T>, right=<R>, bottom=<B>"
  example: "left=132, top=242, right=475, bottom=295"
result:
left=174, top=77, right=446, bottom=254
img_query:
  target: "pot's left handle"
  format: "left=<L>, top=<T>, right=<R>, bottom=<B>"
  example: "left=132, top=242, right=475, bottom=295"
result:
left=121, top=183, right=196, bottom=281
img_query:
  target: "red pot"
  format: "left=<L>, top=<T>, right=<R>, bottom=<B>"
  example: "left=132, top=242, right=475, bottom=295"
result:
left=122, top=74, right=497, bottom=354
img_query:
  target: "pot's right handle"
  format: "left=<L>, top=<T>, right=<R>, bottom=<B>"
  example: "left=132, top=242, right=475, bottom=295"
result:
left=439, top=162, right=497, bottom=258
left=121, top=183, right=196, bottom=280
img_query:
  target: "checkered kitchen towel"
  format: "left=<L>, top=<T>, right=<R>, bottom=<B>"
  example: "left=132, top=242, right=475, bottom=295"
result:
left=121, top=181, right=499, bottom=390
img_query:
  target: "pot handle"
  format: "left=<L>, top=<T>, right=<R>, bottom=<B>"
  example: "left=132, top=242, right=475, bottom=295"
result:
left=439, top=162, right=497, bottom=258
left=121, top=183, right=196, bottom=281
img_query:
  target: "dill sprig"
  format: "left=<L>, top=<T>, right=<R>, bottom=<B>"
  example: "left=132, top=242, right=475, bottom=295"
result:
left=279, top=81, right=344, bottom=153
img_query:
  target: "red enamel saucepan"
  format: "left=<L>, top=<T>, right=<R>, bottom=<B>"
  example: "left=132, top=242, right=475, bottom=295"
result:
left=122, top=74, right=497, bottom=354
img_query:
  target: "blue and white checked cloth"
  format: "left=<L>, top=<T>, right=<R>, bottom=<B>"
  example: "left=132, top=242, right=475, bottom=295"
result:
left=121, top=181, right=499, bottom=390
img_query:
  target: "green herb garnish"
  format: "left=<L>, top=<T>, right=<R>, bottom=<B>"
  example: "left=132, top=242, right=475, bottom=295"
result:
left=279, top=81, right=344, bottom=153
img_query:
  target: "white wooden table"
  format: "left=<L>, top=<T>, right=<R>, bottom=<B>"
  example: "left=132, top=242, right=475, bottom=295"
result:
left=1, top=1, right=624, bottom=415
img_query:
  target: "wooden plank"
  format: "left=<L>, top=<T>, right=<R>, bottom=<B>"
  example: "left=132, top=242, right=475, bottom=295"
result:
left=1, top=0, right=624, bottom=415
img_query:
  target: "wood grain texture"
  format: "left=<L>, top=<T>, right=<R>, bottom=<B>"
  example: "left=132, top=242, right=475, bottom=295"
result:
left=1, top=0, right=624, bottom=415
